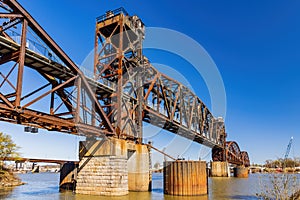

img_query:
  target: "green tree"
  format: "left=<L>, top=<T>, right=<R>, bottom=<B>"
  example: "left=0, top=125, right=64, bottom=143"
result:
left=264, top=158, right=300, bottom=169
left=0, top=132, right=19, bottom=169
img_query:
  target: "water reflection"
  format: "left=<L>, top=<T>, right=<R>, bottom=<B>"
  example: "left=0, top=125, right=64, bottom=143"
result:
left=0, top=173, right=270, bottom=200
left=0, top=187, right=15, bottom=199
left=209, top=176, right=258, bottom=199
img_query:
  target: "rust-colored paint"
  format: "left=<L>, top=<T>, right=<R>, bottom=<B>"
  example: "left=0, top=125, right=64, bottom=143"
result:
left=0, top=2, right=249, bottom=166
left=163, top=161, right=207, bottom=196
left=212, top=141, right=250, bottom=167
left=211, top=161, right=229, bottom=177
left=234, top=166, right=249, bottom=178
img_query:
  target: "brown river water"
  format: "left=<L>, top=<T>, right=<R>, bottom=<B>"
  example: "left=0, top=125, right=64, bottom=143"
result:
left=0, top=172, right=295, bottom=199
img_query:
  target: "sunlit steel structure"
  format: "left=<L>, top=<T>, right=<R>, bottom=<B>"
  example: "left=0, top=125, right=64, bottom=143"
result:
left=0, top=0, right=249, bottom=166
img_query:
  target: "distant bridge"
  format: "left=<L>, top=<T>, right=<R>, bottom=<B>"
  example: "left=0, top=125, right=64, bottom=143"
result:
left=0, top=0, right=249, bottom=166
left=2, top=157, right=78, bottom=165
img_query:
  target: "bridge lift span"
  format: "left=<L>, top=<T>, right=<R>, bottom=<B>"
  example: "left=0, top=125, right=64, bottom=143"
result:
left=0, top=0, right=249, bottom=166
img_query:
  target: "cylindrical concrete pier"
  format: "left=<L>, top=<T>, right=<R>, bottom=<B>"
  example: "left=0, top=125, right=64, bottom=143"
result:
left=234, top=166, right=249, bottom=178
left=163, top=161, right=207, bottom=196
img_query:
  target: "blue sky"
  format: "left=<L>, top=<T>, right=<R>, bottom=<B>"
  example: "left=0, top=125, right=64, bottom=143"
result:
left=2, top=0, right=300, bottom=164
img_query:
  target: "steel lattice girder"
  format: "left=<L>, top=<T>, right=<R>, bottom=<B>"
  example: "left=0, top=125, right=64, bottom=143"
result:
left=212, top=141, right=250, bottom=166
left=0, top=1, right=250, bottom=164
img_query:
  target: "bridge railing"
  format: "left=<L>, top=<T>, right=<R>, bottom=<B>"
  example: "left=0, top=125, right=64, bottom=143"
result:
left=96, top=7, right=128, bottom=23
left=7, top=30, right=65, bottom=66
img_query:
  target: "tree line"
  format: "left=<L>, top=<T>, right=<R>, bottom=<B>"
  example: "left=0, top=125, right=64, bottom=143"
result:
left=264, top=158, right=300, bottom=168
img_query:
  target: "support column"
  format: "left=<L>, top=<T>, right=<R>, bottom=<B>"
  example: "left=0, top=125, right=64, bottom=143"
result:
left=163, top=161, right=207, bottom=196
left=76, top=138, right=128, bottom=196
left=234, top=166, right=249, bottom=178
left=127, top=143, right=150, bottom=191
left=15, top=19, right=27, bottom=107
left=211, top=161, right=229, bottom=177
left=59, top=162, right=77, bottom=191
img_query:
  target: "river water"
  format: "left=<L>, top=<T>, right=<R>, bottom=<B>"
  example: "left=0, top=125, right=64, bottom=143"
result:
left=0, top=173, right=280, bottom=200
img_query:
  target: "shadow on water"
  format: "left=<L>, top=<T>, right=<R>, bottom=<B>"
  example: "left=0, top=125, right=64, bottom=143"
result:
left=152, top=188, right=164, bottom=193
left=20, top=185, right=59, bottom=196
left=22, top=188, right=58, bottom=195
left=47, top=186, right=59, bottom=190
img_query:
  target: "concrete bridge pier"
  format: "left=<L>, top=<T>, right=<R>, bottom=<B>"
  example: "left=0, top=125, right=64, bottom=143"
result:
left=59, top=162, right=77, bottom=191
left=75, top=138, right=128, bottom=196
left=233, top=166, right=249, bottom=178
left=15, top=162, right=22, bottom=170
left=127, top=143, right=151, bottom=192
left=210, top=161, right=229, bottom=177
left=65, top=138, right=151, bottom=196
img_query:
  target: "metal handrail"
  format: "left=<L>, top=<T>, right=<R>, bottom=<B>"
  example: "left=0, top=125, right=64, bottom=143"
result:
left=7, top=30, right=64, bottom=66
left=96, top=7, right=128, bottom=23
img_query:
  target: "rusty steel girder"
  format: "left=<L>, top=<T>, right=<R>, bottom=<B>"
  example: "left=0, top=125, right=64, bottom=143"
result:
left=212, top=141, right=250, bottom=167
left=0, top=1, right=249, bottom=163
left=89, top=8, right=250, bottom=164
left=241, top=151, right=250, bottom=167
left=0, top=0, right=114, bottom=136
left=93, top=8, right=228, bottom=147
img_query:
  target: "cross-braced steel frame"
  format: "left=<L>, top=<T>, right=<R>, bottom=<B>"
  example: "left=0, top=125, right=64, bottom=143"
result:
left=0, top=1, right=249, bottom=165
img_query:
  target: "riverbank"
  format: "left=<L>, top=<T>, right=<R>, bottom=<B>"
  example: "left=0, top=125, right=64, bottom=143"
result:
left=0, top=170, right=24, bottom=188
left=251, top=167, right=300, bottom=174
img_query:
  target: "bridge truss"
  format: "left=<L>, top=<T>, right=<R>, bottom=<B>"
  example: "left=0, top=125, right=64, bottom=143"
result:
left=0, top=0, right=249, bottom=166
left=212, top=141, right=250, bottom=167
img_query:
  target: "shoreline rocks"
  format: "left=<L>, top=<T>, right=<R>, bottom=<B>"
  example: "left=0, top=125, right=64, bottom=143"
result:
left=0, top=170, right=24, bottom=188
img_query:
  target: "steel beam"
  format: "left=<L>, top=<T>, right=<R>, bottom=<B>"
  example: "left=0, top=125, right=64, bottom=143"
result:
left=15, top=19, right=27, bottom=107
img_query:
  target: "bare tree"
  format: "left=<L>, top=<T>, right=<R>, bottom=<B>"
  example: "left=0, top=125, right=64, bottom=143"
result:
left=257, top=173, right=300, bottom=200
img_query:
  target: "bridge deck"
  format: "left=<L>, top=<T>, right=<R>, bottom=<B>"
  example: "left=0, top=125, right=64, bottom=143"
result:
left=2, top=157, right=78, bottom=164
left=0, top=0, right=250, bottom=166
left=0, top=35, right=220, bottom=147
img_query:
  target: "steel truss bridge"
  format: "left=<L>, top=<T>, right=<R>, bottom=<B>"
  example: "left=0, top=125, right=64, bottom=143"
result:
left=0, top=0, right=249, bottom=167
